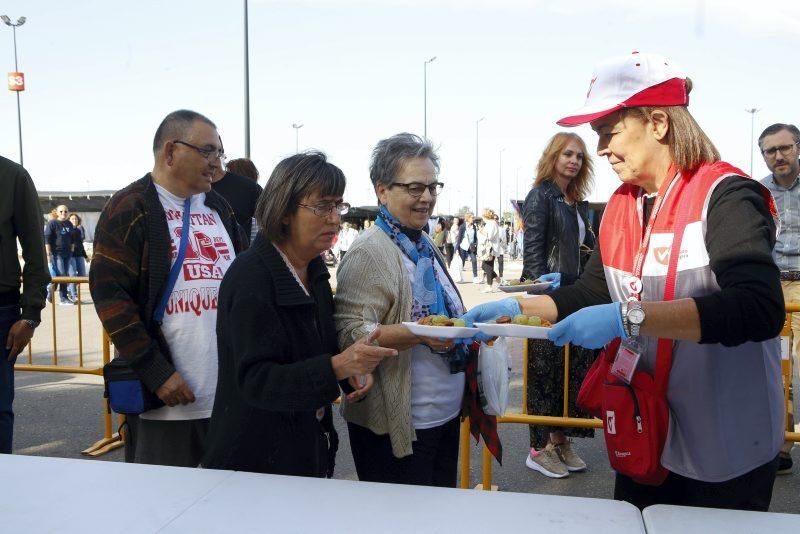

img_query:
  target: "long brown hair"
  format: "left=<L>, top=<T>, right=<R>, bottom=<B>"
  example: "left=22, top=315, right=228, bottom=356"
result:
left=534, top=132, right=593, bottom=201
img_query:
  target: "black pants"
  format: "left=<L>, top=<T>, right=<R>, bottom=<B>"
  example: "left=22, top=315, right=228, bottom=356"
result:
left=459, top=249, right=478, bottom=277
left=614, top=455, right=780, bottom=511
left=347, top=416, right=460, bottom=487
left=445, top=244, right=455, bottom=267
left=497, top=255, right=504, bottom=278
left=482, top=259, right=497, bottom=285
left=133, top=418, right=209, bottom=467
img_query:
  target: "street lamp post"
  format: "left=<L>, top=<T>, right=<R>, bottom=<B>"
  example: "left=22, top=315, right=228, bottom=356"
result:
left=243, top=0, right=251, bottom=158
left=475, top=117, right=484, bottom=215
left=499, top=148, right=505, bottom=219
left=745, top=108, right=760, bottom=177
left=423, top=56, right=436, bottom=139
left=292, top=123, right=304, bottom=153
left=1, top=15, right=26, bottom=166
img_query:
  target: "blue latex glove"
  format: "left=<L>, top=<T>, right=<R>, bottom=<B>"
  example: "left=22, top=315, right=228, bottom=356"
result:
left=547, top=302, right=626, bottom=349
left=536, top=272, right=561, bottom=290
left=460, top=298, right=522, bottom=343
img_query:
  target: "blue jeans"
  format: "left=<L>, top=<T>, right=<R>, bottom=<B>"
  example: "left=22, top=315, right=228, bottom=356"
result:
left=52, top=254, right=71, bottom=302
left=0, top=305, right=20, bottom=454
left=68, top=256, right=87, bottom=300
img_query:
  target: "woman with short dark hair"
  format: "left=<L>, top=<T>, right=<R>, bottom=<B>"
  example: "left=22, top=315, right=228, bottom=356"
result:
left=203, top=151, right=397, bottom=477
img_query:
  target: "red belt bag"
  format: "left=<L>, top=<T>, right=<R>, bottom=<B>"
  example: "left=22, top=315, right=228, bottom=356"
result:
left=577, top=174, right=697, bottom=486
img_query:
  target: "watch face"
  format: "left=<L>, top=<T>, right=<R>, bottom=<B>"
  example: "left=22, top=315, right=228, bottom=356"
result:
left=629, top=308, right=645, bottom=324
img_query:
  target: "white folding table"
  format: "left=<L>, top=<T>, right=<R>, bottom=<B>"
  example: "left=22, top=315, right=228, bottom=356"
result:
left=642, top=504, right=799, bottom=533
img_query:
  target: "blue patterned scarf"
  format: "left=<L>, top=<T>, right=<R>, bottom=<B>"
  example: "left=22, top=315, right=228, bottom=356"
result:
left=375, top=205, right=464, bottom=321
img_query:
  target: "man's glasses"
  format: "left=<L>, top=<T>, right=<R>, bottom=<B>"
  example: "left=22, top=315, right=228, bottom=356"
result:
left=761, top=143, right=798, bottom=158
left=389, top=182, right=444, bottom=198
left=173, top=140, right=227, bottom=162
left=298, top=202, right=351, bottom=217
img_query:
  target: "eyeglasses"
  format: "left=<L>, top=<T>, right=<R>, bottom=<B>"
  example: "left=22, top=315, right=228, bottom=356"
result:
left=298, top=202, right=351, bottom=217
left=761, top=143, right=798, bottom=158
left=389, top=182, right=444, bottom=198
left=173, top=140, right=227, bottom=162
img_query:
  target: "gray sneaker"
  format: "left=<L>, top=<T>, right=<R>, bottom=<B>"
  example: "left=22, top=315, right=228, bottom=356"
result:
left=525, top=444, right=569, bottom=478
left=554, top=441, right=587, bottom=472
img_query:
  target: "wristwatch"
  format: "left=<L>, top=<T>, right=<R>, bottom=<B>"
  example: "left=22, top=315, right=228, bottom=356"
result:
left=622, top=301, right=645, bottom=337
left=23, top=319, right=40, bottom=329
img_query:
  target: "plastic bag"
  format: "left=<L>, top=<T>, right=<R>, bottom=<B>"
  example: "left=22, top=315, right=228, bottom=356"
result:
left=477, top=338, right=511, bottom=416
left=449, top=254, right=464, bottom=283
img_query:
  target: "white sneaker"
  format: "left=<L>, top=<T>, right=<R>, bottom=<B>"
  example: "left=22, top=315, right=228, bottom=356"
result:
left=480, top=286, right=492, bottom=293
left=525, top=445, right=569, bottom=478
left=472, top=277, right=481, bottom=284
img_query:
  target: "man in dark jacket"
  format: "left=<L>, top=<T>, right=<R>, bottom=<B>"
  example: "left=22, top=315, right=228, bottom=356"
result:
left=90, top=110, right=246, bottom=466
left=44, top=204, right=74, bottom=305
left=0, top=156, right=50, bottom=453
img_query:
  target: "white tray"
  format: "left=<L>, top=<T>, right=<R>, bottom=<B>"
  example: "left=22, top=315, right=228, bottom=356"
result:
left=402, top=321, right=479, bottom=339
left=497, top=281, right=552, bottom=294
left=474, top=322, right=552, bottom=339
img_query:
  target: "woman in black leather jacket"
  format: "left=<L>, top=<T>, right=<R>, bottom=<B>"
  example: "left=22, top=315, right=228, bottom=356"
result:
left=521, top=132, right=597, bottom=479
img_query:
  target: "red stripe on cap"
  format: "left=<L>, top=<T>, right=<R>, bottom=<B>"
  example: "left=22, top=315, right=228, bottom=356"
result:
left=556, top=77, right=688, bottom=127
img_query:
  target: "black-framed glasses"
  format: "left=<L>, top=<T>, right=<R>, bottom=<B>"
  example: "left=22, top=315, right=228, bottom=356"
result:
left=762, top=143, right=799, bottom=158
left=298, top=202, right=351, bottom=217
left=173, top=140, right=227, bottom=162
left=389, top=182, right=444, bottom=198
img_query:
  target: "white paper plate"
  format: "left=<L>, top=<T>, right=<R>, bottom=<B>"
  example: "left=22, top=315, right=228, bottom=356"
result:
left=474, top=322, right=552, bottom=339
left=498, top=281, right=552, bottom=294
left=402, top=321, right=479, bottom=339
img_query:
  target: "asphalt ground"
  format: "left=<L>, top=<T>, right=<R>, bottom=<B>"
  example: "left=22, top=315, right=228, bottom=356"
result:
left=10, top=259, right=800, bottom=513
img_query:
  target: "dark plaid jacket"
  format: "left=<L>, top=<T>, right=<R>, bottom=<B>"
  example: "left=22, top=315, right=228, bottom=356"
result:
left=89, top=173, right=247, bottom=393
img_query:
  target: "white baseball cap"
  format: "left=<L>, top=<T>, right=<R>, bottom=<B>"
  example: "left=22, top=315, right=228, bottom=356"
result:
left=557, top=52, right=688, bottom=127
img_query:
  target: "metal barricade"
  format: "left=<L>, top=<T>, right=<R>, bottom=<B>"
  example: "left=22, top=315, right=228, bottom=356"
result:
left=461, top=305, right=800, bottom=490
left=14, top=276, right=124, bottom=456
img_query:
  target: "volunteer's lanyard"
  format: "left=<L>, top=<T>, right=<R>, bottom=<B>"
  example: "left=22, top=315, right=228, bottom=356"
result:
left=627, top=165, right=680, bottom=301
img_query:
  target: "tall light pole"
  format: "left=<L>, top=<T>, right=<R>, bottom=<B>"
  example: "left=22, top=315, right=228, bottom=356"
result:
left=243, top=1, right=251, bottom=158
left=2, top=15, right=26, bottom=166
left=499, top=148, right=506, bottom=220
left=745, top=108, right=760, bottom=177
left=475, top=117, right=484, bottom=215
left=292, top=123, right=304, bottom=153
left=423, top=56, right=436, bottom=139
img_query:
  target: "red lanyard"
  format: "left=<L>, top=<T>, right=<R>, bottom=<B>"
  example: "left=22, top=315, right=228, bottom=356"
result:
left=628, top=165, right=680, bottom=298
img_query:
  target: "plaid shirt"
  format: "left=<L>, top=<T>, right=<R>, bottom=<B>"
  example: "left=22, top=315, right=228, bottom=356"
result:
left=762, top=167, right=800, bottom=272
left=89, top=174, right=246, bottom=392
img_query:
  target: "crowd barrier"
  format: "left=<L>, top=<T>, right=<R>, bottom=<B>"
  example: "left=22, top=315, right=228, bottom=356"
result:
left=14, top=276, right=124, bottom=457
left=460, top=304, right=800, bottom=491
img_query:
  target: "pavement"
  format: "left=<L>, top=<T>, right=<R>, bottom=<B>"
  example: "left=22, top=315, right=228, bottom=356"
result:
left=10, top=260, right=800, bottom=513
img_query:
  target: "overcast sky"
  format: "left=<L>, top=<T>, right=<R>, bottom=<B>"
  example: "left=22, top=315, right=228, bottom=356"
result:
left=1, top=0, right=798, bottom=214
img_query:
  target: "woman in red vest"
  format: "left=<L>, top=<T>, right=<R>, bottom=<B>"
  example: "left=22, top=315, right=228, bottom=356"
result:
left=463, top=52, right=785, bottom=511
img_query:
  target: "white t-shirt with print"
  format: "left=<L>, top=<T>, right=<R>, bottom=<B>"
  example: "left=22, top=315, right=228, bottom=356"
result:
left=142, top=184, right=235, bottom=421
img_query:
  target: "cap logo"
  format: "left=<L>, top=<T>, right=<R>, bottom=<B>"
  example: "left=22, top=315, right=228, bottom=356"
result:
left=586, top=76, right=598, bottom=98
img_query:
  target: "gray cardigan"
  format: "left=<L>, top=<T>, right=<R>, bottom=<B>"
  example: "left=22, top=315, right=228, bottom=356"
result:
left=334, top=225, right=464, bottom=458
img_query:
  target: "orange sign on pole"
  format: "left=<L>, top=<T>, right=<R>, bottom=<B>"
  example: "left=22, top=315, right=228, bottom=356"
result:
left=7, top=72, right=25, bottom=91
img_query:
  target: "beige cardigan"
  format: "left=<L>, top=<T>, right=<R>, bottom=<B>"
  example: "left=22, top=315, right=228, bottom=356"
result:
left=334, top=225, right=463, bottom=458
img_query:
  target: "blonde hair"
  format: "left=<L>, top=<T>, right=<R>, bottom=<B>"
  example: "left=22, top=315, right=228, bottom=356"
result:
left=482, top=208, right=496, bottom=220
left=534, top=132, right=594, bottom=201
left=622, top=79, right=719, bottom=173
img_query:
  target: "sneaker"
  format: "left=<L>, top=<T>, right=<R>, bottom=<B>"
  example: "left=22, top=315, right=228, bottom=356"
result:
left=472, top=277, right=481, bottom=284
left=480, top=286, right=493, bottom=294
left=777, top=454, right=793, bottom=475
left=46, top=287, right=53, bottom=304
left=58, top=299, right=75, bottom=306
left=525, top=445, right=569, bottom=478
left=554, top=440, right=587, bottom=472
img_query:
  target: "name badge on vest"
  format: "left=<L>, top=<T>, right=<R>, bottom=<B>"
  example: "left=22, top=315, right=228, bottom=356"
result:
left=625, top=275, right=642, bottom=298
left=611, top=337, right=643, bottom=384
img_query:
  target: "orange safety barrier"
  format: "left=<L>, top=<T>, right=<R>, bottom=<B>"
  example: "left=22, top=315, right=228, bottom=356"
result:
left=14, top=276, right=124, bottom=456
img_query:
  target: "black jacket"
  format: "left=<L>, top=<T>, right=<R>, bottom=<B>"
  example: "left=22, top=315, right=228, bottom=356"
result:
left=522, top=181, right=594, bottom=285
left=456, top=221, right=478, bottom=252
left=203, top=234, right=341, bottom=477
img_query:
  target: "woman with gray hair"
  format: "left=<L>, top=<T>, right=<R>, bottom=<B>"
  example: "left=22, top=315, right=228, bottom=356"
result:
left=203, top=151, right=397, bottom=477
left=334, top=133, right=467, bottom=487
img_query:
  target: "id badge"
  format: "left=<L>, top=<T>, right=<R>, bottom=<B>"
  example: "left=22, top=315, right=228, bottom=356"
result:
left=611, top=337, right=642, bottom=384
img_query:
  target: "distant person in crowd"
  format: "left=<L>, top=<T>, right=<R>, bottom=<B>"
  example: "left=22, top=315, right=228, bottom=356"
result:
left=211, top=152, right=263, bottom=244
left=336, top=222, right=358, bottom=261
left=44, top=209, right=58, bottom=303
left=514, top=218, right=524, bottom=260
left=67, top=214, right=88, bottom=302
left=446, top=217, right=460, bottom=267
left=44, top=204, right=74, bottom=305
left=443, top=219, right=455, bottom=267
left=90, top=109, right=247, bottom=466
left=496, top=218, right=509, bottom=284
left=458, top=212, right=479, bottom=283
left=0, top=155, right=50, bottom=454
left=203, top=152, right=396, bottom=476
left=758, top=122, right=800, bottom=476
left=521, top=132, right=597, bottom=479
left=225, top=157, right=260, bottom=183
left=465, top=52, right=784, bottom=511
left=432, top=221, right=446, bottom=257
left=335, top=133, right=467, bottom=487
left=478, top=208, right=500, bottom=293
